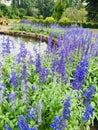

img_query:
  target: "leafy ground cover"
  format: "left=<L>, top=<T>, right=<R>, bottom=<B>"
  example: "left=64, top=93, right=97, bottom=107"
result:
left=0, top=26, right=98, bottom=130
left=10, top=20, right=98, bottom=38
left=10, top=21, right=71, bottom=37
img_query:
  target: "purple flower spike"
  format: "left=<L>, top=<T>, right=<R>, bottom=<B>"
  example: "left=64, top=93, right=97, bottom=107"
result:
left=61, top=96, right=71, bottom=128
left=83, top=86, right=96, bottom=105
left=72, top=57, right=88, bottom=90
left=21, top=63, right=28, bottom=80
left=9, top=92, right=16, bottom=101
left=9, top=72, right=18, bottom=89
left=18, top=115, right=30, bottom=130
left=82, top=104, right=94, bottom=122
left=4, top=124, right=12, bottom=130
left=50, top=116, right=61, bottom=130
left=50, top=96, right=71, bottom=130
left=39, top=67, right=50, bottom=83
left=32, top=85, right=37, bottom=91
left=28, top=107, right=36, bottom=120
left=17, top=43, right=27, bottom=63
left=35, top=53, right=41, bottom=74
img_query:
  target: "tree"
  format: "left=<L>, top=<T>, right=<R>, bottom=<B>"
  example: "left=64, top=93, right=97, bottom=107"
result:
left=11, top=0, right=18, bottom=8
left=85, top=0, right=98, bottom=22
left=11, top=0, right=39, bottom=18
left=1, top=0, right=55, bottom=18
left=0, top=3, right=8, bottom=16
left=36, top=0, right=55, bottom=18
left=53, top=0, right=66, bottom=20
left=65, top=0, right=84, bottom=9
left=62, top=7, right=87, bottom=22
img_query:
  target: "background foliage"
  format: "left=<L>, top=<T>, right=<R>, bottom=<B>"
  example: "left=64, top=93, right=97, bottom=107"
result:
left=0, top=0, right=98, bottom=22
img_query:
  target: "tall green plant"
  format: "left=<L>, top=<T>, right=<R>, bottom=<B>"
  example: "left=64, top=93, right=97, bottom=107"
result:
left=53, top=0, right=66, bottom=20
left=36, top=0, right=54, bottom=18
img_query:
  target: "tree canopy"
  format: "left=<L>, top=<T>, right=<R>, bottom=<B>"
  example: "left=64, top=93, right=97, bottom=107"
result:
left=0, top=0, right=98, bottom=22
left=53, top=0, right=66, bottom=20
left=65, top=0, right=83, bottom=8
left=85, top=0, right=98, bottom=22
left=10, top=0, right=55, bottom=18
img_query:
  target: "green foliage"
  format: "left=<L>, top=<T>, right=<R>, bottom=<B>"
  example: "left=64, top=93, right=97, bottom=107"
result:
left=23, top=16, right=36, bottom=21
left=62, top=7, right=87, bottom=22
left=1, top=40, right=98, bottom=129
left=58, top=21, right=98, bottom=28
left=85, top=0, right=98, bottom=22
left=10, top=19, right=98, bottom=36
left=44, top=17, right=55, bottom=25
left=39, top=15, right=44, bottom=19
left=36, top=0, right=54, bottom=18
left=18, top=8, right=27, bottom=18
left=1, top=24, right=98, bottom=129
left=0, top=0, right=98, bottom=24
left=0, top=3, right=9, bottom=16
left=11, top=24, right=32, bottom=32
left=59, top=17, right=69, bottom=23
left=65, top=0, right=84, bottom=8
left=0, top=9, right=3, bottom=17
left=26, top=6, right=39, bottom=18
left=53, top=0, right=66, bottom=20
left=11, top=0, right=54, bottom=18
left=0, top=0, right=55, bottom=19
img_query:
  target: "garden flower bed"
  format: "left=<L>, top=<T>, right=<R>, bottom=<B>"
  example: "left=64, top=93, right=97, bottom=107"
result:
left=0, top=26, right=98, bottom=130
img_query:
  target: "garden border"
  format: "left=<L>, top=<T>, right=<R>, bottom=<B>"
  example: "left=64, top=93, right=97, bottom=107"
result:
left=0, top=30, right=58, bottom=44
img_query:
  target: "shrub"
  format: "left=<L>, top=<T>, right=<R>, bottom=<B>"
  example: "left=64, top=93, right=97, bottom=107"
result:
left=62, top=7, right=87, bottom=22
left=19, top=8, right=27, bottom=18
left=39, top=15, right=44, bottom=19
left=44, top=17, right=55, bottom=25
left=45, top=17, right=55, bottom=23
left=59, top=17, right=69, bottom=23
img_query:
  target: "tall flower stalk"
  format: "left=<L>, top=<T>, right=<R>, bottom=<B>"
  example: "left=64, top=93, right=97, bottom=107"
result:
left=72, top=56, right=88, bottom=90
left=50, top=96, right=71, bottom=130
left=9, top=90, right=16, bottom=110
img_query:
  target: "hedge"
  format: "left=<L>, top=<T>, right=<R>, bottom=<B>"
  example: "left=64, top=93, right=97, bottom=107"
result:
left=23, top=16, right=98, bottom=29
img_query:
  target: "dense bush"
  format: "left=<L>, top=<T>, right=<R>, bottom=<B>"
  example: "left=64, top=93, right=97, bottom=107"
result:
left=86, top=0, right=98, bottom=22
left=59, top=17, right=69, bottom=23
left=44, top=17, right=56, bottom=25
left=58, top=21, right=98, bottom=28
left=39, top=15, right=44, bottom=19
left=18, top=17, right=98, bottom=29
left=62, top=8, right=87, bottom=22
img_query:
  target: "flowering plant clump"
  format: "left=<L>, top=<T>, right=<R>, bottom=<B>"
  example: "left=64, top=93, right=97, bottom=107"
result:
left=0, top=26, right=98, bottom=130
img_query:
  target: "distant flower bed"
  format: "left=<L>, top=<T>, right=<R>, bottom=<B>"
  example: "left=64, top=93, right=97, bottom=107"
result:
left=11, top=22, right=65, bottom=37
left=0, top=26, right=98, bottom=130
